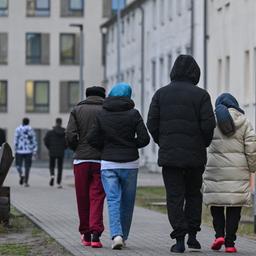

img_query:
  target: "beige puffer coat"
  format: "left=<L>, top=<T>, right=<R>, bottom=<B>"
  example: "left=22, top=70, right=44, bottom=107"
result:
left=203, top=108, right=256, bottom=207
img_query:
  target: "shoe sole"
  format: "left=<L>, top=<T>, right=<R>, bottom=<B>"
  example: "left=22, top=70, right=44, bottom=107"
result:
left=91, top=242, right=103, bottom=248
left=112, top=243, right=123, bottom=250
left=212, top=241, right=225, bottom=251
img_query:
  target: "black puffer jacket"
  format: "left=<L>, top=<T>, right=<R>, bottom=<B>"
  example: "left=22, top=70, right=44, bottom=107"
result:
left=65, top=96, right=104, bottom=160
left=44, top=126, right=66, bottom=157
left=87, top=97, right=150, bottom=162
left=147, top=55, right=216, bottom=168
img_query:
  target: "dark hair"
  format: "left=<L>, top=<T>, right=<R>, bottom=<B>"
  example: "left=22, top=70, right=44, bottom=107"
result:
left=56, top=118, right=62, bottom=125
left=22, top=118, right=30, bottom=125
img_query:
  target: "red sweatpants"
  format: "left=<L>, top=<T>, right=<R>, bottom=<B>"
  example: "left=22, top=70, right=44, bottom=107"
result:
left=74, top=162, right=105, bottom=236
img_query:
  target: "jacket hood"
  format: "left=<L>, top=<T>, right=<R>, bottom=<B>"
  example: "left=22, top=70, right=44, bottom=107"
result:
left=170, top=55, right=201, bottom=85
left=53, top=126, right=65, bottom=136
left=229, top=108, right=246, bottom=129
left=77, top=96, right=104, bottom=106
left=103, top=96, right=135, bottom=112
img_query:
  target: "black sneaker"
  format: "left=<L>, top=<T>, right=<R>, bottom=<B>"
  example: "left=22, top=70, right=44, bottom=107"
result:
left=170, top=238, right=185, bottom=253
left=187, top=235, right=201, bottom=251
left=19, top=176, right=24, bottom=185
left=49, top=177, right=54, bottom=186
left=92, top=232, right=103, bottom=248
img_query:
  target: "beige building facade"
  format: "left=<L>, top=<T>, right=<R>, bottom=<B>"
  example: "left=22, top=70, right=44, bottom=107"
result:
left=0, top=0, right=105, bottom=159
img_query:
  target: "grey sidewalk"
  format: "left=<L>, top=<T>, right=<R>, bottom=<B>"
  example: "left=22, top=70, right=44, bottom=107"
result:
left=4, top=167, right=256, bottom=256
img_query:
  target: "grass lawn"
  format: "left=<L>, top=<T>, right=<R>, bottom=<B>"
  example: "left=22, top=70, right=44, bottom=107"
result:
left=0, top=207, right=72, bottom=256
left=136, top=186, right=256, bottom=239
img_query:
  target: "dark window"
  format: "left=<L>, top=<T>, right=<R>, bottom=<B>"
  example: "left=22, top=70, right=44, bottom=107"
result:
left=168, top=54, right=172, bottom=74
left=26, top=81, right=49, bottom=113
left=26, top=33, right=49, bottom=64
left=0, top=80, right=7, bottom=112
left=27, top=0, right=50, bottom=17
left=61, top=0, right=84, bottom=17
left=0, top=33, right=7, bottom=64
left=60, top=33, right=80, bottom=65
left=0, top=0, right=8, bottom=16
left=59, top=81, right=80, bottom=113
left=152, top=60, right=156, bottom=90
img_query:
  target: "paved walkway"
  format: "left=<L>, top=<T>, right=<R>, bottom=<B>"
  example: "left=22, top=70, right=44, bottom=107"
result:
left=4, top=167, right=256, bottom=256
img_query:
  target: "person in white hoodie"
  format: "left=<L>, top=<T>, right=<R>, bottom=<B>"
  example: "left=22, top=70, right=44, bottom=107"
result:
left=14, top=118, right=37, bottom=187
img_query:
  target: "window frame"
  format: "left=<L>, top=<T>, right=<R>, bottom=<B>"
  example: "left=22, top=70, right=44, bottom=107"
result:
left=0, top=0, right=8, bottom=16
left=0, top=80, right=7, bottom=112
left=35, top=0, right=50, bottom=11
left=26, top=0, right=50, bottom=17
left=0, top=32, right=8, bottom=65
left=60, top=33, right=77, bottom=65
left=26, top=80, right=50, bottom=113
left=26, top=33, right=42, bottom=64
left=69, top=0, right=83, bottom=11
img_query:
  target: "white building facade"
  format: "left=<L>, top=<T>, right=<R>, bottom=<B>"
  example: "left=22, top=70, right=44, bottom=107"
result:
left=207, top=0, right=256, bottom=129
left=0, top=0, right=105, bottom=159
left=102, top=0, right=205, bottom=171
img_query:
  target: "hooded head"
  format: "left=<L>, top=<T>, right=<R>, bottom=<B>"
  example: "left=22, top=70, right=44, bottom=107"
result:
left=170, top=55, right=201, bottom=85
left=215, top=93, right=244, bottom=136
left=86, top=86, right=106, bottom=98
left=109, top=82, right=132, bottom=98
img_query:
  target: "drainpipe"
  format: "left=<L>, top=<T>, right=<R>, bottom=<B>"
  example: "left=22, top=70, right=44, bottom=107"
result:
left=139, top=5, right=145, bottom=118
left=204, top=0, right=208, bottom=90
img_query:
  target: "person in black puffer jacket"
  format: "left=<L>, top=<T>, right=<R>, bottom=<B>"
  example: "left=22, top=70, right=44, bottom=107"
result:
left=87, top=82, right=150, bottom=250
left=44, top=118, right=66, bottom=188
left=147, top=55, right=216, bottom=253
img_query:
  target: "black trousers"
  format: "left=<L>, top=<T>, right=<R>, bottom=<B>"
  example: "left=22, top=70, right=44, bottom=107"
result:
left=162, top=166, right=204, bottom=239
left=210, top=206, right=242, bottom=247
left=15, top=153, right=32, bottom=184
left=49, top=156, right=64, bottom=185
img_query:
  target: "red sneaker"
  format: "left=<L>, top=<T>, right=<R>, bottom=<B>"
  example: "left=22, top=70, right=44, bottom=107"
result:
left=81, top=234, right=91, bottom=246
left=225, top=247, right=237, bottom=253
left=91, top=241, right=103, bottom=248
left=211, top=237, right=225, bottom=250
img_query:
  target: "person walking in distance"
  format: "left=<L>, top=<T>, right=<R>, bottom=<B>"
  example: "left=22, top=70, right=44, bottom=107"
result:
left=147, top=55, right=216, bottom=253
left=66, top=86, right=106, bottom=248
left=203, top=93, right=256, bottom=253
left=87, top=83, right=150, bottom=250
left=44, top=118, right=66, bottom=188
left=14, top=118, right=37, bottom=187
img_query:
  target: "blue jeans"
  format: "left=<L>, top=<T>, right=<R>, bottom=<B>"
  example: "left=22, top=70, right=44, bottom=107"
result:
left=101, top=168, right=138, bottom=240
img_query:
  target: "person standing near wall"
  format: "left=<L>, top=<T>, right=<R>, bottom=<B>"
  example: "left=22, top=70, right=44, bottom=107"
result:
left=14, top=118, right=37, bottom=187
left=66, top=86, right=106, bottom=248
left=147, top=55, right=216, bottom=253
left=44, top=118, right=66, bottom=188
left=0, top=128, right=6, bottom=146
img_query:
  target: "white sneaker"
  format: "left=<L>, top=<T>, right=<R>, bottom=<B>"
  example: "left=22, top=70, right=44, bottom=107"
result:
left=112, top=236, right=123, bottom=250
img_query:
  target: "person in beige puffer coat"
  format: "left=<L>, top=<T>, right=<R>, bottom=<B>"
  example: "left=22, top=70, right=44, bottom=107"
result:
left=203, top=93, right=256, bottom=253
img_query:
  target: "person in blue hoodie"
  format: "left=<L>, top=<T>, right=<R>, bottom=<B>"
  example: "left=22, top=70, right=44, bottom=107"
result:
left=14, top=118, right=37, bottom=187
left=87, top=83, right=150, bottom=250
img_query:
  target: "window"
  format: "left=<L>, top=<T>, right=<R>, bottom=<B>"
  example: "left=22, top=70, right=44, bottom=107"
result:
left=61, top=0, right=84, bottom=17
left=111, top=0, right=126, bottom=13
left=151, top=60, right=156, bottom=90
left=217, top=59, right=222, bottom=93
left=244, top=50, right=250, bottom=103
left=0, top=33, right=7, bottom=64
left=168, top=53, right=172, bottom=74
left=225, top=56, right=230, bottom=91
left=0, top=0, right=8, bottom=16
left=168, top=0, right=174, bottom=20
left=176, top=0, right=182, bottom=16
left=152, top=0, right=157, bottom=30
left=160, top=0, right=165, bottom=25
left=159, top=57, right=164, bottom=86
left=0, top=81, right=7, bottom=112
left=60, top=33, right=80, bottom=65
left=59, top=81, right=80, bottom=113
left=26, top=81, right=49, bottom=112
left=26, top=0, right=50, bottom=17
left=26, top=33, right=49, bottom=64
